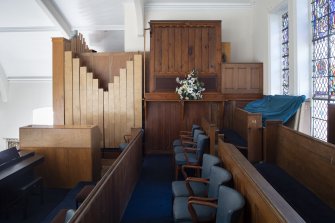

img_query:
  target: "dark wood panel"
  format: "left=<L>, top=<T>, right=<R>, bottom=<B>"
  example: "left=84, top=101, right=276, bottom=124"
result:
left=154, top=27, right=162, bottom=73
left=201, top=28, right=209, bottom=73
left=208, top=27, right=216, bottom=73
left=149, top=20, right=221, bottom=92
left=168, top=28, right=175, bottom=72
left=161, top=28, right=169, bottom=73
left=188, top=28, right=195, bottom=70
left=194, top=28, right=202, bottom=72
left=174, top=28, right=182, bottom=72
left=145, top=101, right=222, bottom=153
left=181, top=28, right=189, bottom=73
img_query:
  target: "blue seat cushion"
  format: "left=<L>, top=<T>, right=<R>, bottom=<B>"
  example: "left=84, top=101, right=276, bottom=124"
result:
left=173, top=139, right=182, bottom=147
left=119, top=143, right=128, bottom=151
left=255, top=163, right=335, bottom=222
left=174, top=145, right=184, bottom=154
left=220, top=128, right=247, bottom=148
left=173, top=197, right=215, bottom=222
left=172, top=181, right=207, bottom=197
left=175, top=153, right=198, bottom=165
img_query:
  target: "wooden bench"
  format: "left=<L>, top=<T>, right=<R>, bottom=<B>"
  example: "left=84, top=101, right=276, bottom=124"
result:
left=218, top=138, right=304, bottom=222
left=221, top=107, right=262, bottom=162
left=260, top=120, right=335, bottom=221
left=64, top=128, right=143, bottom=223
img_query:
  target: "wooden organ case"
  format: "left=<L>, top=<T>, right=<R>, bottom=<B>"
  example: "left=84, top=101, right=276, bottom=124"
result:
left=149, top=20, right=222, bottom=93
left=145, top=20, right=224, bottom=153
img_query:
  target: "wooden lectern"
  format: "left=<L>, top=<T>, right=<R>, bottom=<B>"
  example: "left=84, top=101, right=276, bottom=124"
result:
left=19, top=125, right=101, bottom=188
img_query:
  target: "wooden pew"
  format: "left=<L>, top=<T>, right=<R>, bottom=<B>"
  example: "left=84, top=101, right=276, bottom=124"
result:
left=218, top=138, right=304, bottom=223
left=68, top=128, right=143, bottom=223
left=264, top=120, right=335, bottom=211
left=222, top=107, right=263, bottom=162
left=201, top=117, right=216, bottom=155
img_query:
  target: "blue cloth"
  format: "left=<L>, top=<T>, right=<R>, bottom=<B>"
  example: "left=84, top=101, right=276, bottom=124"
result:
left=244, top=95, right=306, bottom=126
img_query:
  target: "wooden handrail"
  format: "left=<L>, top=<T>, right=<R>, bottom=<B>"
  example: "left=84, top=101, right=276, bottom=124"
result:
left=70, top=128, right=143, bottom=223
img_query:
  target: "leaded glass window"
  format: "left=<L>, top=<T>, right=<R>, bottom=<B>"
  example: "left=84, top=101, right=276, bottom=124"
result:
left=282, top=12, right=289, bottom=95
left=311, top=0, right=335, bottom=141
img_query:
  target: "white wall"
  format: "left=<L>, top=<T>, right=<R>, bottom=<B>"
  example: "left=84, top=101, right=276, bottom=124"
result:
left=125, top=4, right=257, bottom=63
left=0, top=80, right=52, bottom=149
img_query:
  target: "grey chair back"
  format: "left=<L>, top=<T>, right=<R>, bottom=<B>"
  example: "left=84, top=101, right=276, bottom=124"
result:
left=216, top=185, right=245, bottom=223
left=195, top=134, right=209, bottom=160
left=193, top=129, right=204, bottom=143
left=201, top=154, right=221, bottom=179
left=207, top=166, right=232, bottom=198
left=191, top=124, right=201, bottom=136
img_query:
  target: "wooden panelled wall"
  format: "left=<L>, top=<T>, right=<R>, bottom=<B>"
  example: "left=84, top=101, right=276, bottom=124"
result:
left=144, top=20, right=263, bottom=153
left=63, top=52, right=142, bottom=148
left=149, top=20, right=222, bottom=92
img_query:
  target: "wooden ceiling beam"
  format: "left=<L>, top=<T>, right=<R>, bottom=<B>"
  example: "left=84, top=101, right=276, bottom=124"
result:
left=35, top=0, right=74, bottom=39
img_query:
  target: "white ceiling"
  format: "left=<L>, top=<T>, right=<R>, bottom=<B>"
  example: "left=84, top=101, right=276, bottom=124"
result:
left=0, top=0, right=254, bottom=79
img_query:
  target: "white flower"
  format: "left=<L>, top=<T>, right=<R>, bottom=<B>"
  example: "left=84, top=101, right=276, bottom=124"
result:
left=175, top=69, right=205, bottom=100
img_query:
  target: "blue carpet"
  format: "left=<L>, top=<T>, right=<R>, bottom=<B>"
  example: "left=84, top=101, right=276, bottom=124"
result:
left=121, top=154, right=174, bottom=223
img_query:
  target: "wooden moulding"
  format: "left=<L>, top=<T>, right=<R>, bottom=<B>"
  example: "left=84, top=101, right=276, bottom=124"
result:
left=218, top=138, right=304, bottom=223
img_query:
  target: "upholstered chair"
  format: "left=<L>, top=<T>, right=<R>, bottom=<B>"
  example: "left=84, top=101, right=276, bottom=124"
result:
left=173, top=166, right=232, bottom=222
left=188, top=185, right=245, bottom=223
left=173, top=129, right=204, bottom=154
left=172, top=154, right=221, bottom=197
left=172, top=124, right=201, bottom=148
left=174, top=134, right=209, bottom=180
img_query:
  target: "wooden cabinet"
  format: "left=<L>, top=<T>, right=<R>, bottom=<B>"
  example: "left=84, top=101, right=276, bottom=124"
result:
left=149, top=20, right=222, bottom=92
left=221, top=63, right=263, bottom=95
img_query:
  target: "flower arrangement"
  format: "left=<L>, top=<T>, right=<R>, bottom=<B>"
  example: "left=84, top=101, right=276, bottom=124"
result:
left=176, top=69, right=205, bottom=100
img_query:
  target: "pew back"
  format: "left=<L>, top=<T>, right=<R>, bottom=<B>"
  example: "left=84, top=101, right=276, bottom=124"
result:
left=231, top=107, right=262, bottom=162
left=218, top=138, right=304, bottom=223
left=201, top=117, right=216, bottom=155
left=264, top=121, right=335, bottom=209
left=70, top=128, right=143, bottom=223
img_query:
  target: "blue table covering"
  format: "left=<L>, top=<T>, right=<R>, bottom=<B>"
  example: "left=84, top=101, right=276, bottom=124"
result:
left=244, top=95, right=306, bottom=126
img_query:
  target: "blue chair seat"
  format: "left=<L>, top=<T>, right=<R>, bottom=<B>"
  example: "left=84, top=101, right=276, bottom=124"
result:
left=173, top=139, right=183, bottom=147
left=119, top=143, right=128, bottom=151
left=173, top=197, right=216, bottom=223
left=172, top=181, right=207, bottom=197
left=173, top=145, right=184, bottom=154
left=175, top=153, right=198, bottom=165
